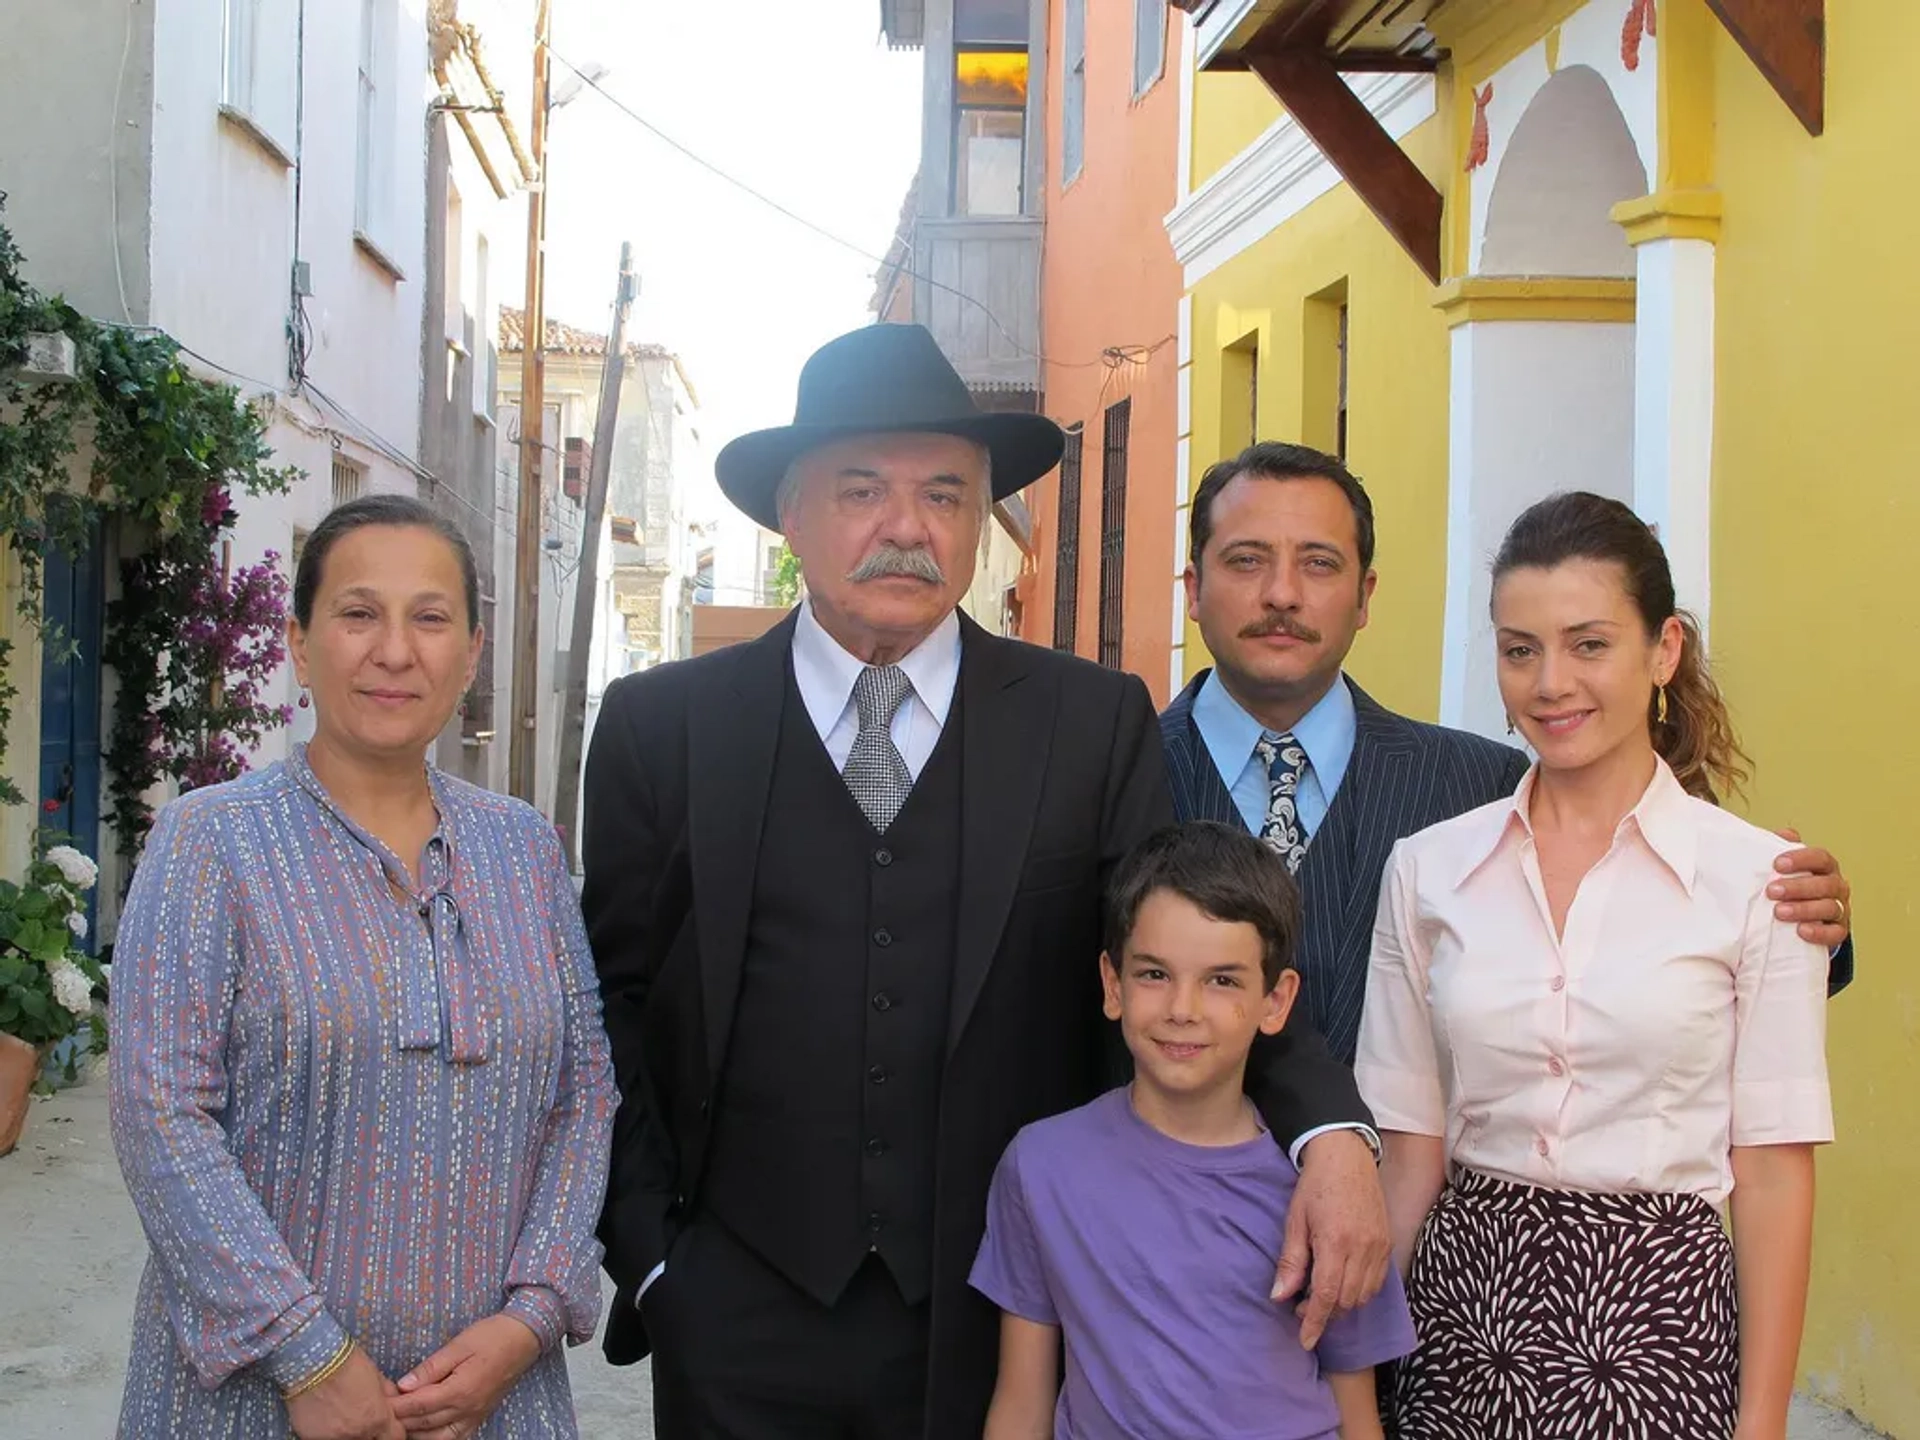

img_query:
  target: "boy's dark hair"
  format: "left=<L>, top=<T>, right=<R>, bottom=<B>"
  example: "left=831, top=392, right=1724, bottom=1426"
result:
left=1103, top=821, right=1301, bottom=990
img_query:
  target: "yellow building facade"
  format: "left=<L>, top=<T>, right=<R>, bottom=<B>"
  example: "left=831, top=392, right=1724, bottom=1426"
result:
left=1167, top=1, right=1919, bottom=1430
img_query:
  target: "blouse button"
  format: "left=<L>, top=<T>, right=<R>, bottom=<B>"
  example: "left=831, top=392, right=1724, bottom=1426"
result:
left=1550, top=974, right=1566, bottom=993
left=1535, top=1136, right=1551, bottom=1157
left=1548, top=1057, right=1565, bottom=1078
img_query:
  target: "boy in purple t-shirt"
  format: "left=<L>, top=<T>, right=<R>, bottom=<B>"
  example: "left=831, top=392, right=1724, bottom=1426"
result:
left=970, top=821, right=1414, bottom=1439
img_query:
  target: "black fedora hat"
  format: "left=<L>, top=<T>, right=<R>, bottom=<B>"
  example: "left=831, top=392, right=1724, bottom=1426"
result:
left=715, top=323, right=1065, bottom=532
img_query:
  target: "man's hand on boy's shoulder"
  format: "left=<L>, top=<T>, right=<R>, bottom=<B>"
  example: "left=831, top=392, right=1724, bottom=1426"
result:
left=1272, top=1131, right=1391, bottom=1349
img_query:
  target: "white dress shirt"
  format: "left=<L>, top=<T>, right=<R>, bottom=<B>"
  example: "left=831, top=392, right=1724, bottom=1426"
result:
left=791, top=598, right=962, bottom=776
left=639, top=602, right=963, bottom=1305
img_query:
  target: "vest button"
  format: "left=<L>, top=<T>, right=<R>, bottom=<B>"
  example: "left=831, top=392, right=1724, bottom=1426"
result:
left=872, top=992, right=893, bottom=1012
left=865, top=1137, right=888, bottom=1157
left=874, top=848, right=893, bottom=866
left=867, top=1210, right=885, bottom=1233
left=868, top=1065, right=888, bottom=1084
left=873, top=927, right=893, bottom=947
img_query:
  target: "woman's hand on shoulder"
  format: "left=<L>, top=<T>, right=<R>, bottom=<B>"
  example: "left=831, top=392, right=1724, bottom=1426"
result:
left=285, top=1345, right=406, bottom=1440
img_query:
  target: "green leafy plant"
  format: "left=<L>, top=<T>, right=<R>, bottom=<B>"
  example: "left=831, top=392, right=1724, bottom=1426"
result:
left=769, top=542, right=803, bottom=607
left=0, top=193, right=298, bottom=855
left=0, top=836, right=107, bottom=1085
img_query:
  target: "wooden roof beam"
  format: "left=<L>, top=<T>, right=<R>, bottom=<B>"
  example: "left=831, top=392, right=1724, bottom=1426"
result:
left=1245, top=44, right=1442, bottom=283
left=1705, top=0, right=1824, bottom=135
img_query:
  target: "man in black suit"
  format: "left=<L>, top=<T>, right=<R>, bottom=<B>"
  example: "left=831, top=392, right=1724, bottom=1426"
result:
left=1163, top=441, right=1854, bottom=1066
left=583, top=330, right=1389, bottom=1439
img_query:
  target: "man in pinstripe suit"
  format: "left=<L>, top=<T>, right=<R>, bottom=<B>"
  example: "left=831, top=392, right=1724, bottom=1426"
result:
left=1163, top=442, right=1855, bottom=1066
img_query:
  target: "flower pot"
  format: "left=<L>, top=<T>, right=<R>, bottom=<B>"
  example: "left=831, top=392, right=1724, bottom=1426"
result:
left=0, top=1032, right=40, bottom=1157
left=41, top=1029, right=94, bottom=1091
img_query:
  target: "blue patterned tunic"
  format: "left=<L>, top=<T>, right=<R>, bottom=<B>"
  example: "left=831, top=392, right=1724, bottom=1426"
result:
left=108, top=748, right=616, bottom=1437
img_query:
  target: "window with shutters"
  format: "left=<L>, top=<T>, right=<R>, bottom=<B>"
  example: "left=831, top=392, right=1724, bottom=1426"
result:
left=354, top=0, right=398, bottom=257
left=954, top=49, right=1029, bottom=215
left=1134, top=0, right=1166, bottom=98
left=1051, top=430, right=1083, bottom=652
left=219, top=0, right=298, bottom=158
left=1097, top=400, right=1130, bottom=670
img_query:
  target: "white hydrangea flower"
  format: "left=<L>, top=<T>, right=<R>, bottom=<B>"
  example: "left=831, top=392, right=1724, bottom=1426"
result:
left=68, top=911, right=89, bottom=939
left=45, top=846, right=99, bottom=891
left=48, top=958, right=93, bottom=1018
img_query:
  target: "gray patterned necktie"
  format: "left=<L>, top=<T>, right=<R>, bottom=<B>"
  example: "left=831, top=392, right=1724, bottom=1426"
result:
left=1253, top=731, right=1309, bottom=873
left=842, top=664, right=915, bottom=831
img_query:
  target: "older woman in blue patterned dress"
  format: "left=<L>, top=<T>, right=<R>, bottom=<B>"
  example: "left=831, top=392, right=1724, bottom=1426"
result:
left=109, top=495, right=616, bottom=1440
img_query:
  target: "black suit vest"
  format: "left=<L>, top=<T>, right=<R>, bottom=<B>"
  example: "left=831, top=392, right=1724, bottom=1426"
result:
left=699, top=665, right=962, bottom=1307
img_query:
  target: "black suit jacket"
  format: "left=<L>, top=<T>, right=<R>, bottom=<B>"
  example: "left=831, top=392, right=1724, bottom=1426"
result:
left=581, top=615, right=1371, bottom=1432
left=1162, top=671, right=1854, bottom=1035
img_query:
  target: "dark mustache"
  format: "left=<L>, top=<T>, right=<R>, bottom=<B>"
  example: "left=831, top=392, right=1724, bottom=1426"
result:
left=1239, top=613, right=1322, bottom=643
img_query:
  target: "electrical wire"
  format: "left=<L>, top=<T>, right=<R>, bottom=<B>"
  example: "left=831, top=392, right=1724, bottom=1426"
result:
left=1059, top=335, right=1177, bottom=435
left=177, top=343, right=293, bottom=399
left=299, top=380, right=434, bottom=481
left=109, top=0, right=137, bottom=324
left=548, top=50, right=1126, bottom=372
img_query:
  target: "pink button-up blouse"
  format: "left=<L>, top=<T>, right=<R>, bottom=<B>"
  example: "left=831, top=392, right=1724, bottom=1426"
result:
left=1355, top=758, right=1832, bottom=1204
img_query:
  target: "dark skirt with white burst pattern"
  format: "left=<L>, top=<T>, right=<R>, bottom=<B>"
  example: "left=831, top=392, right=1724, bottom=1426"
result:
left=1393, top=1167, right=1738, bottom=1440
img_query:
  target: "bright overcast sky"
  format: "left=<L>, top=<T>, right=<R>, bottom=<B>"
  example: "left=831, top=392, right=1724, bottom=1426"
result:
left=492, top=0, right=924, bottom=461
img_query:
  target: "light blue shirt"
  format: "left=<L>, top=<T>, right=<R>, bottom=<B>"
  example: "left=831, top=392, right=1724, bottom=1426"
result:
left=1191, top=670, right=1358, bottom=840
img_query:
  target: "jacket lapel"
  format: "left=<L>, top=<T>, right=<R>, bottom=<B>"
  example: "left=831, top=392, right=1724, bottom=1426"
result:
left=1302, top=682, right=1422, bottom=1051
left=1160, top=668, right=1243, bottom=829
left=689, top=612, right=794, bottom=1085
left=946, top=617, right=1055, bottom=1053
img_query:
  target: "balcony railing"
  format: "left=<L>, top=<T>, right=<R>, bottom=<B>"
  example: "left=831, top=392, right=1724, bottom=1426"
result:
left=912, top=215, right=1042, bottom=395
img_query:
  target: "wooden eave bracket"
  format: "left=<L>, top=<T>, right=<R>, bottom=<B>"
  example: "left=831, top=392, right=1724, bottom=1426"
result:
left=1246, top=44, right=1443, bottom=283
left=1704, top=0, right=1825, bottom=135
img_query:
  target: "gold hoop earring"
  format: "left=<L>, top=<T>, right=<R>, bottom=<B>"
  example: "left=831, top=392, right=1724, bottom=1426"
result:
left=1656, top=685, right=1669, bottom=725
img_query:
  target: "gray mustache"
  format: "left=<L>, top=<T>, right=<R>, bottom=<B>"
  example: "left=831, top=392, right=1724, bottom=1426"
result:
left=846, top=545, right=946, bottom=585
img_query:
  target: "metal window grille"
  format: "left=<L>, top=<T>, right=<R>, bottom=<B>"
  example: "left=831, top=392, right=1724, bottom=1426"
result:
left=1097, top=400, right=1130, bottom=670
left=1051, top=430, right=1083, bottom=651
left=330, top=455, right=364, bottom=507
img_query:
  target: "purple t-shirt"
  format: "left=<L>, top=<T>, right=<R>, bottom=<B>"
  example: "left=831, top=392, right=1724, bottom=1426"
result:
left=970, top=1087, right=1416, bottom=1440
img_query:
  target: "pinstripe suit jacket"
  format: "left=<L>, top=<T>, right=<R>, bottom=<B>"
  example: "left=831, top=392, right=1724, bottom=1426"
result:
left=1161, top=671, right=1530, bottom=1064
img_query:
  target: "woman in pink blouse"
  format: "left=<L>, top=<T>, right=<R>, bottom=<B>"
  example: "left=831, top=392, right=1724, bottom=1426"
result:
left=1356, top=492, right=1831, bottom=1440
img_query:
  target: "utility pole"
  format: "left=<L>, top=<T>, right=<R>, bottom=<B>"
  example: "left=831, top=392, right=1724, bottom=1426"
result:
left=553, top=242, right=636, bottom=869
left=508, top=0, right=553, bottom=804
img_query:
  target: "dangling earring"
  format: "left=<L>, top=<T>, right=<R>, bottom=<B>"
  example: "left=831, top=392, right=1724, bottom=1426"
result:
left=1655, top=685, right=1668, bottom=725
left=1505, top=714, right=1516, bottom=735
left=298, top=688, right=311, bottom=710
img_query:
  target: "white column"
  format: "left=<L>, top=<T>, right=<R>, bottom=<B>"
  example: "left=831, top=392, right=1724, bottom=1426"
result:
left=1438, top=322, right=1479, bottom=731
left=1629, top=237, right=1717, bottom=631
left=1440, top=317, right=1638, bottom=738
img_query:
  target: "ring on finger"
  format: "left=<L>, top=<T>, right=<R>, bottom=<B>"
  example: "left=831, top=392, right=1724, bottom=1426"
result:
left=1833, top=895, right=1849, bottom=927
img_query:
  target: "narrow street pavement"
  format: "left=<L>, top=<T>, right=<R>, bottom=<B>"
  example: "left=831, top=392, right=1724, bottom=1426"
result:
left=0, top=1073, right=1885, bottom=1439
left=0, top=1075, right=655, bottom=1439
